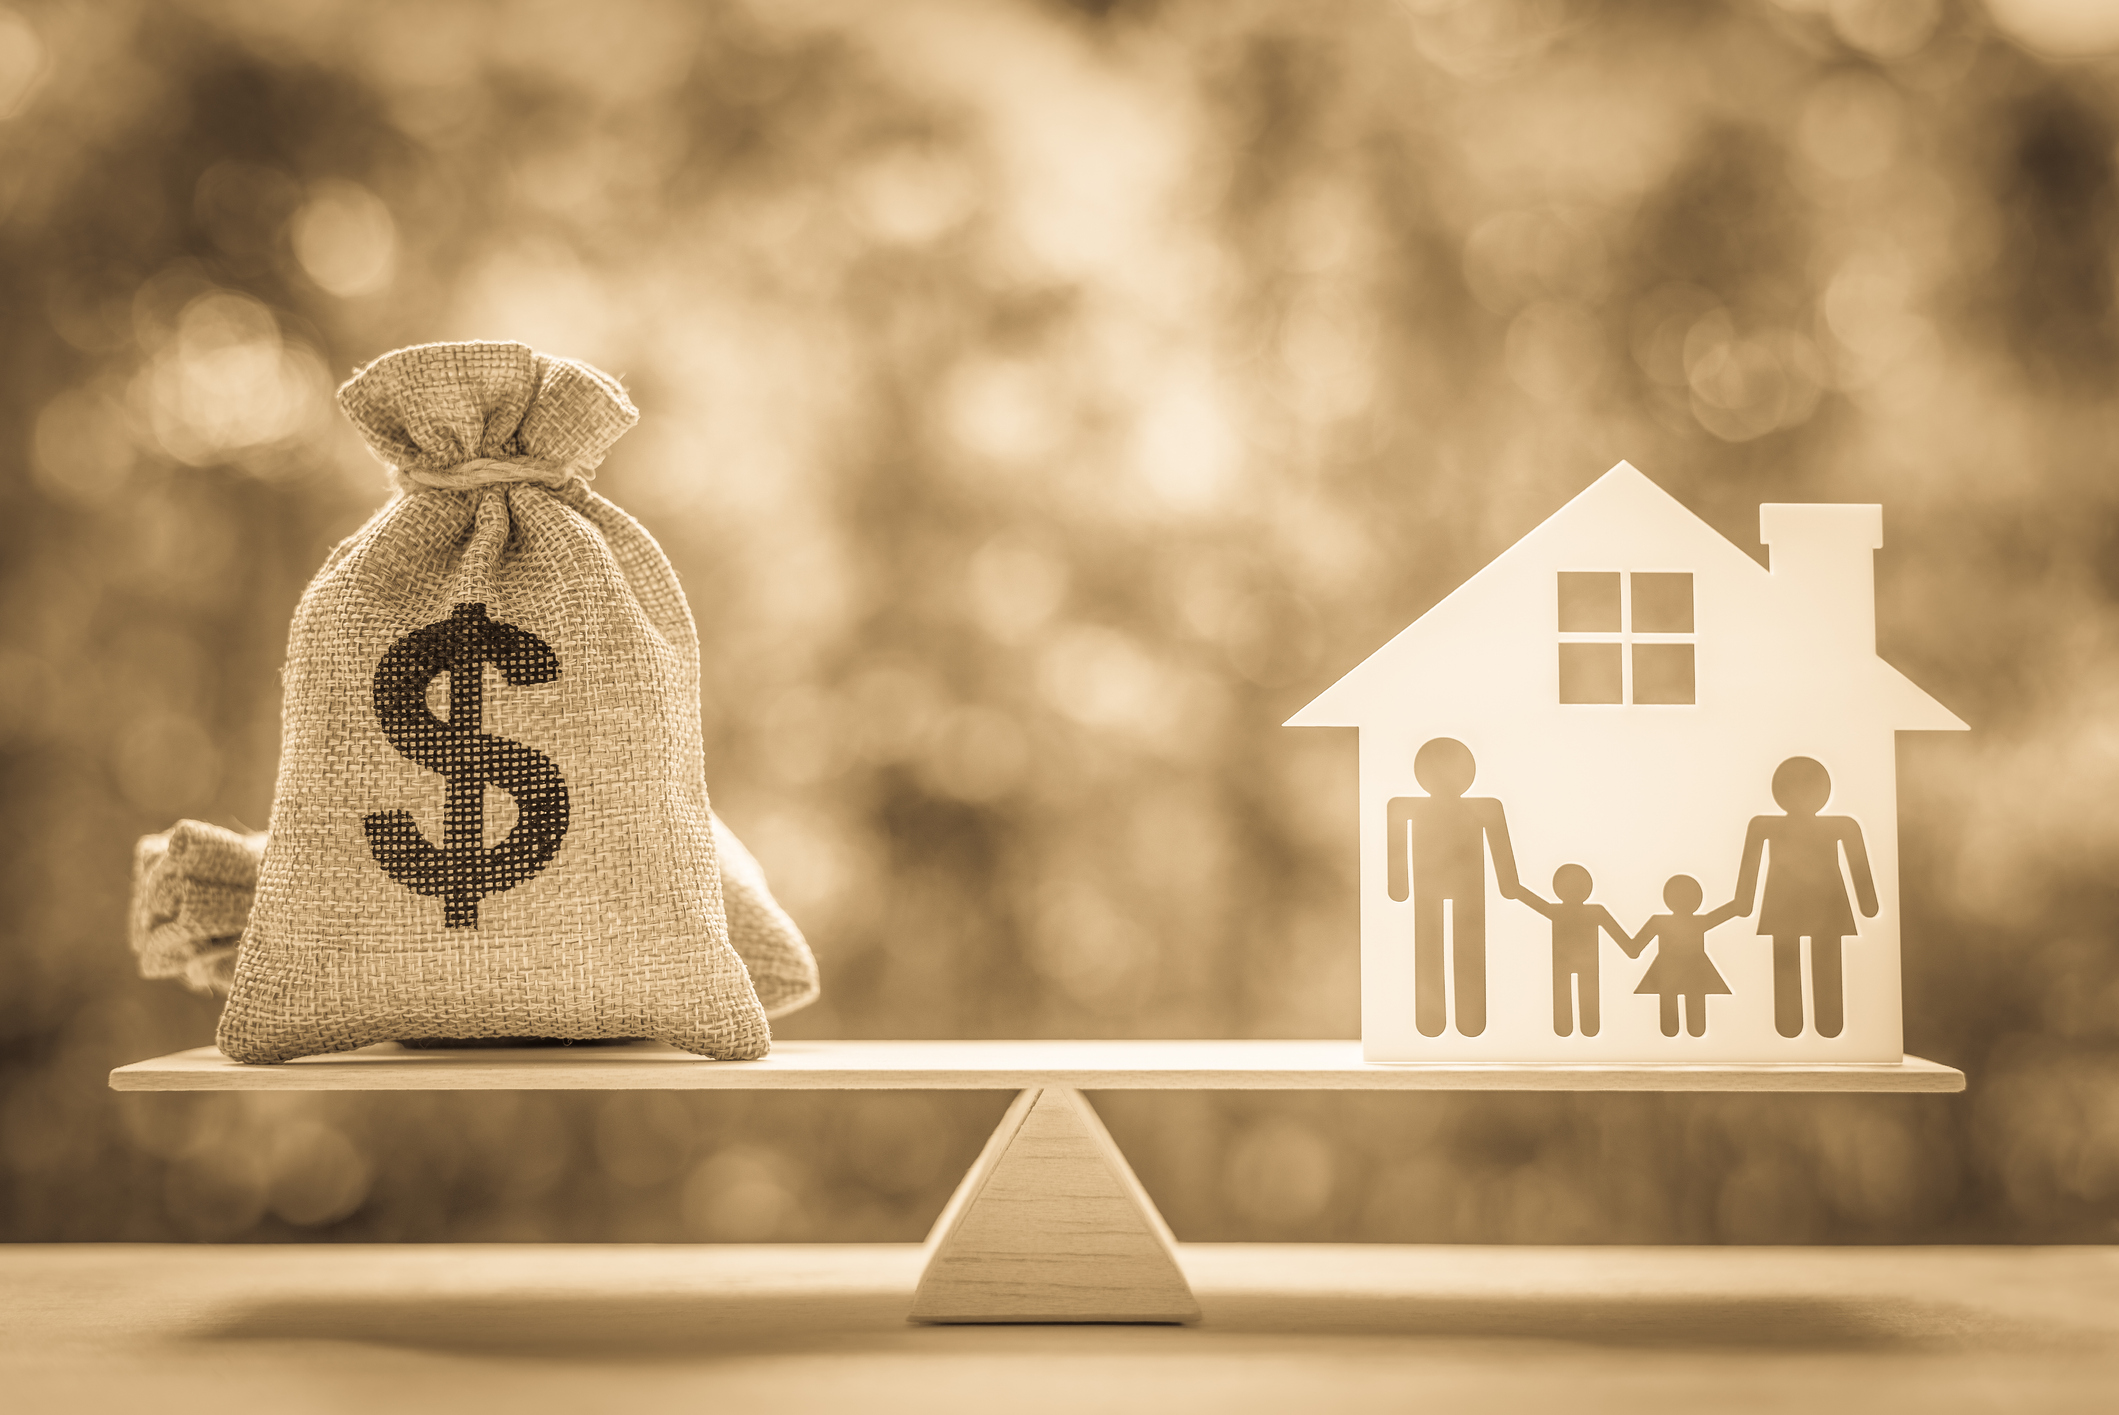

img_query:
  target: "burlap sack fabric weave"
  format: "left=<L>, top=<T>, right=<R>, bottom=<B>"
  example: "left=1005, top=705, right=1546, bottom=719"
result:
left=216, top=341, right=810, bottom=1062
left=133, top=813, right=817, bottom=1016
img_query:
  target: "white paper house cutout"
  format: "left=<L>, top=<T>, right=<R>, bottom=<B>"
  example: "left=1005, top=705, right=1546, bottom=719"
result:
left=1288, top=462, right=1966, bottom=1063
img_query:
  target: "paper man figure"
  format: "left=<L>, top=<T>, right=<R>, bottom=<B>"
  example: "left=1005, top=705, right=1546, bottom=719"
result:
left=1733, top=756, right=1877, bottom=1039
left=1386, top=738, right=1522, bottom=1037
left=1514, top=863, right=1634, bottom=1037
left=1630, top=875, right=1742, bottom=1037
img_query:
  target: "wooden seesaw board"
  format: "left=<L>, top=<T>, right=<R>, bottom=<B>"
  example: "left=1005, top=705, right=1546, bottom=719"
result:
left=111, top=1040, right=1964, bottom=1323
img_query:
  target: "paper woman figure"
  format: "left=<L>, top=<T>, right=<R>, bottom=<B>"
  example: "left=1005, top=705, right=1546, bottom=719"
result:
left=1732, top=756, right=1877, bottom=1039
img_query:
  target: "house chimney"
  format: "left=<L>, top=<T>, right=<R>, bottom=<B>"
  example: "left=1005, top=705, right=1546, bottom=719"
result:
left=1759, top=503, right=1882, bottom=655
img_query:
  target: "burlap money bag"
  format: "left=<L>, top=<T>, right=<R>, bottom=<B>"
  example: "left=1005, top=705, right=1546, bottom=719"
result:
left=217, top=341, right=777, bottom=1062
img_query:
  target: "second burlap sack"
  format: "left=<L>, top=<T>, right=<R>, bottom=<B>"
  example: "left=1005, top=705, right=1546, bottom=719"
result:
left=218, top=341, right=802, bottom=1062
left=131, top=820, right=267, bottom=997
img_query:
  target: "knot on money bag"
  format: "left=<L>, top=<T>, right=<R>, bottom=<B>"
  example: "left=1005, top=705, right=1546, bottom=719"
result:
left=337, top=340, right=639, bottom=494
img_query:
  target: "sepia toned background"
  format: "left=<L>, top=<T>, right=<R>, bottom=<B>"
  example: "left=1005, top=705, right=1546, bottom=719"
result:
left=4, top=0, right=2117, bottom=1246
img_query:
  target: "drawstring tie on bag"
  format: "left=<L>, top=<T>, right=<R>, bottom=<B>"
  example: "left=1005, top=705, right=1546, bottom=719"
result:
left=390, top=455, right=580, bottom=496
left=338, top=340, right=640, bottom=497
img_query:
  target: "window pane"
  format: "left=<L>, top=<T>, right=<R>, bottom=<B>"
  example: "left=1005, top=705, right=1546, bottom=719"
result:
left=1558, top=571, right=1621, bottom=631
left=1633, top=643, right=1695, bottom=704
left=1631, top=572, right=1693, bottom=632
left=1559, top=642, right=1623, bottom=703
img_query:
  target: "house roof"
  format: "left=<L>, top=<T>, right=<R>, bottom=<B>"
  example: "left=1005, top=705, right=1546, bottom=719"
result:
left=1285, top=461, right=1967, bottom=732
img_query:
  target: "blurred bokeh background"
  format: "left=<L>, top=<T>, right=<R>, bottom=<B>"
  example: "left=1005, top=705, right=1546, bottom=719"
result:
left=4, top=0, right=2117, bottom=1246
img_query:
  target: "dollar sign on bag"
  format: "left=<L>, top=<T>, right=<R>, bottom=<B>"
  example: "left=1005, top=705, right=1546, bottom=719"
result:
left=363, top=603, right=569, bottom=928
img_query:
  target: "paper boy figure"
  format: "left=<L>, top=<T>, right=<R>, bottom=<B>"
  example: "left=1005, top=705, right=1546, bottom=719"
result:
left=1514, top=863, right=1634, bottom=1037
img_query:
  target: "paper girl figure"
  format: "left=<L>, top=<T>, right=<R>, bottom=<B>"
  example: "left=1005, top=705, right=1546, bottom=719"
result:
left=1731, top=756, right=1877, bottom=1039
left=1630, top=875, right=1742, bottom=1038
left=1513, top=864, right=1634, bottom=1037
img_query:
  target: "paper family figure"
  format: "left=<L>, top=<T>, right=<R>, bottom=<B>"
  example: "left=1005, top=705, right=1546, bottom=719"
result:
left=1288, top=462, right=1965, bottom=1063
left=1628, top=875, right=1741, bottom=1039
left=1734, top=755, right=1878, bottom=1039
left=1515, top=862, right=1632, bottom=1038
left=1384, top=737, right=1521, bottom=1038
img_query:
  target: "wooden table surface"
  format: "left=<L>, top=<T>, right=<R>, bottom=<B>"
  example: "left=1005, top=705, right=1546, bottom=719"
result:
left=4, top=1244, right=2110, bottom=1413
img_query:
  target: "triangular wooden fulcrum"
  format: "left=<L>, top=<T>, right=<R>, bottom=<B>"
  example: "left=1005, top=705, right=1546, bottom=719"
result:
left=909, top=1085, right=1201, bottom=1323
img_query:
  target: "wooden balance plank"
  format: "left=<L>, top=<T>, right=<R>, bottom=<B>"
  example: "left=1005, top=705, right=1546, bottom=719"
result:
left=109, top=1039, right=1965, bottom=1093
